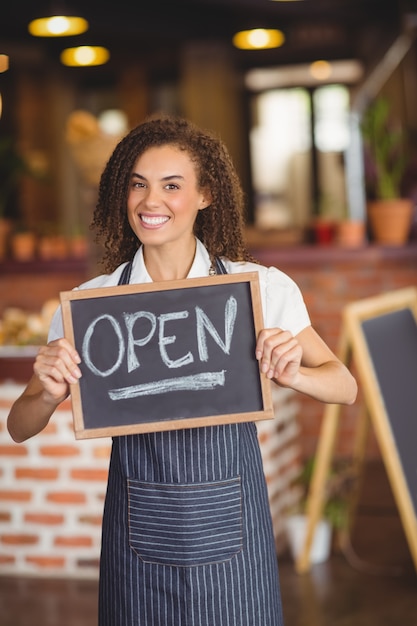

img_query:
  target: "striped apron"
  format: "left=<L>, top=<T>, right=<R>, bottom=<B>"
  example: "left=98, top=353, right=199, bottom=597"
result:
left=98, top=260, right=285, bottom=625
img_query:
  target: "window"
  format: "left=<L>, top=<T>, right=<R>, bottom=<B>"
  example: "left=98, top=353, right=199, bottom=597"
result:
left=249, top=84, right=350, bottom=229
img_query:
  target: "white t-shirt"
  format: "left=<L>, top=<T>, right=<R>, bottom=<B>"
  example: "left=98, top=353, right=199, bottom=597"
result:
left=49, top=239, right=310, bottom=341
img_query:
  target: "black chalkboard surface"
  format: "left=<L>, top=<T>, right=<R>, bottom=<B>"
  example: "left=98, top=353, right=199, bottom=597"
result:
left=60, top=272, right=273, bottom=439
left=361, top=308, right=417, bottom=516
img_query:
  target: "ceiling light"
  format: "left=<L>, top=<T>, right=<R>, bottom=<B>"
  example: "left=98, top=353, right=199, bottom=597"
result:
left=60, top=46, right=110, bottom=67
left=233, top=29, right=285, bottom=50
left=28, top=15, right=89, bottom=37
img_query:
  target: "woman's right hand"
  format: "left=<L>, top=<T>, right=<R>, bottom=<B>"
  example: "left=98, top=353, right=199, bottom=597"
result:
left=34, top=338, right=82, bottom=404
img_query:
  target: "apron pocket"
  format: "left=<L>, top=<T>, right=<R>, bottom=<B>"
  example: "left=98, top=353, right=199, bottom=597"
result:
left=127, top=477, right=242, bottom=567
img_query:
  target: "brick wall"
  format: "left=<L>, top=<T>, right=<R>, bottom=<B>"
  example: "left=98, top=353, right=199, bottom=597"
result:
left=0, top=386, right=110, bottom=578
left=0, top=382, right=301, bottom=578
left=251, top=244, right=417, bottom=460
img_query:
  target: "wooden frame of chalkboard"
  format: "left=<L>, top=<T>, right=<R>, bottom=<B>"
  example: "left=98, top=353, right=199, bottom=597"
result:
left=60, top=272, right=273, bottom=439
left=296, top=286, right=417, bottom=574
left=343, top=287, right=417, bottom=570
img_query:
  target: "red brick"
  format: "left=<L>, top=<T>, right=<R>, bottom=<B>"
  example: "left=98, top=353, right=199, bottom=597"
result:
left=15, top=468, right=59, bottom=480
left=54, top=536, right=93, bottom=547
left=39, top=445, right=79, bottom=457
left=0, top=490, right=31, bottom=502
left=1, top=534, right=39, bottom=545
left=70, top=468, right=108, bottom=481
left=24, top=513, right=64, bottom=525
left=0, top=445, right=28, bottom=456
left=46, top=492, right=86, bottom=504
left=0, top=554, right=15, bottom=565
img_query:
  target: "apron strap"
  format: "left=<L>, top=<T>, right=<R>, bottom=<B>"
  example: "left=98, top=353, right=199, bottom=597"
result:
left=214, top=257, right=228, bottom=275
left=118, top=261, right=133, bottom=286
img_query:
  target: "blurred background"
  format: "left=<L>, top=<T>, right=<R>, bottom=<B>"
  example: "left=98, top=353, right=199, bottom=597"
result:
left=1, top=0, right=417, bottom=603
left=1, top=0, right=417, bottom=241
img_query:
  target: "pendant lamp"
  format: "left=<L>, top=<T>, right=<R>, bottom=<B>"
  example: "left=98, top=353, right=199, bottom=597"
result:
left=28, top=4, right=89, bottom=37
left=60, top=46, right=110, bottom=67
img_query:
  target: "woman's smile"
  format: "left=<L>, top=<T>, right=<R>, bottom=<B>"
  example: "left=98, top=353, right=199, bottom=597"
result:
left=139, top=213, right=170, bottom=228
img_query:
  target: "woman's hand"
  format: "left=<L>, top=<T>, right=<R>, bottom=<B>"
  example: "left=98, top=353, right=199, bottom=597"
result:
left=256, top=328, right=303, bottom=388
left=7, top=338, right=82, bottom=444
left=256, top=326, right=358, bottom=405
left=34, top=338, right=82, bottom=405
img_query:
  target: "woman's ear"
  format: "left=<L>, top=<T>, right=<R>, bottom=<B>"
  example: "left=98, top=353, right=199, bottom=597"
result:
left=199, top=191, right=212, bottom=210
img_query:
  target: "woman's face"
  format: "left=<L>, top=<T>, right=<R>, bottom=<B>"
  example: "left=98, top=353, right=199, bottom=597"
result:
left=127, top=144, right=210, bottom=251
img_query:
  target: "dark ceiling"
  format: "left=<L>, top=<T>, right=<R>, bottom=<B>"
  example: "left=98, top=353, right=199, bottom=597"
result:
left=1, top=0, right=417, bottom=77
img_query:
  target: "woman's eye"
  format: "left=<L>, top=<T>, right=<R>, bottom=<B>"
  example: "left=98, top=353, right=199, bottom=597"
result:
left=166, top=183, right=179, bottom=190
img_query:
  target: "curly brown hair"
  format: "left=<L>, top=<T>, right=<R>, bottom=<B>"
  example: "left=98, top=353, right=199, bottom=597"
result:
left=92, top=114, right=255, bottom=272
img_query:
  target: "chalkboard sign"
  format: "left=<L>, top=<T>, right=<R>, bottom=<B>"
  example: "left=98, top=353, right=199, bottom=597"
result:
left=60, top=272, right=273, bottom=439
left=344, top=287, right=417, bottom=570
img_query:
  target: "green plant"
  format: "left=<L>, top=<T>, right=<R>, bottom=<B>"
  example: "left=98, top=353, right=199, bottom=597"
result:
left=291, top=456, right=355, bottom=530
left=361, top=97, right=408, bottom=200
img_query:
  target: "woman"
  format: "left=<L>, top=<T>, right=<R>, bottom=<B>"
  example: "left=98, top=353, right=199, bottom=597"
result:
left=8, top=115, right=357, bottom=625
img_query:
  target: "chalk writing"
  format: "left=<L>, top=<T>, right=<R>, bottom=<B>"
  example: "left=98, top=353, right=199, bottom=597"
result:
left=80, top=296, right=237, bottom=399
left=109, top=371, right=226, bottom=400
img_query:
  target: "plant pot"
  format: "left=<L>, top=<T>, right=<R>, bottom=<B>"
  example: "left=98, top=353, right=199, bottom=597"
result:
left=285, top=514, right=332, bottom=564
left=336, top=220, right=366, bottom=248
left=11, top=231, right=37, bottom=261
left=367, top=199, right=413, bottom=245
left=69, top=235, right=88, bottom=258
left=312, top=219, right=336, bottom=245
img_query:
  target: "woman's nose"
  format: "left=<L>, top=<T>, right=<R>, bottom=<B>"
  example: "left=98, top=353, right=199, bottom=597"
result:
left=144, top=187, right=161, bottom=207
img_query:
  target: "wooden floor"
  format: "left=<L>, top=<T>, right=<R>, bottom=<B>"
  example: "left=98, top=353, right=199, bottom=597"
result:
left=1, top=461, right=416, bottom=625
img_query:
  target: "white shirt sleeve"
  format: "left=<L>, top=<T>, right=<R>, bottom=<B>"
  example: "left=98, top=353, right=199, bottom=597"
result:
left=223, top=260, right=310, bottom=336
left=261, top=265, right=310, bottom=335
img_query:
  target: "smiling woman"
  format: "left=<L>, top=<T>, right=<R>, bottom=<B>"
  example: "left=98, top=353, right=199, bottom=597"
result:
left=7, top=114, right=356, bottom=626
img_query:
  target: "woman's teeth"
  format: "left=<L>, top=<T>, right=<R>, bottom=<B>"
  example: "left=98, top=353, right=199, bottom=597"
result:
left=141, top=215, right=169, bottom=225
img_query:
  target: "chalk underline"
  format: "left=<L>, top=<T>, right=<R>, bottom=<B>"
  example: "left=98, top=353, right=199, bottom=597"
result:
left=108, top=370, right=226, bottom=400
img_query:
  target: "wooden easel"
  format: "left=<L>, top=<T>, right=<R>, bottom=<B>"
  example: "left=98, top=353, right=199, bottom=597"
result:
left=296, top=287, right=417, bottom=574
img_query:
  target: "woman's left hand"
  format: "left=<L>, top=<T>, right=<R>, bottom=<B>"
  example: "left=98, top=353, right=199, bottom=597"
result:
left=255, top=325, right=357, bottom=405
left=256, top=328, right=303, bottom=388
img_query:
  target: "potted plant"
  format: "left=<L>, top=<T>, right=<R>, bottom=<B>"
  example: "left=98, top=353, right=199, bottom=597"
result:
left=285, top=456, right=354, bottom=564
left=10, top=221, right=37, bottom=261
left=361, top=97, right=413, bottom=244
